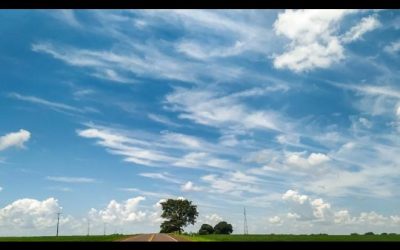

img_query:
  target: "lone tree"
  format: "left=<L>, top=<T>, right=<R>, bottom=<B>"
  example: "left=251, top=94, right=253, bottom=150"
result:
left=214, top=221, right=233, bottom=234
left=198, top=224, right=214, bottom=235
left=159, top=198, right=198, bottom=234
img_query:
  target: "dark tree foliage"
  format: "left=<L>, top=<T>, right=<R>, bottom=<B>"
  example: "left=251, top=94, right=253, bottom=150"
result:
left=159, top=199, right=199, bottom=234
left=214, top=221, right=233, bottom=234
left=198, top=224, right=214, bottom=235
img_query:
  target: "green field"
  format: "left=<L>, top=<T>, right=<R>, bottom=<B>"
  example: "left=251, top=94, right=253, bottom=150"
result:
left=178, top=234, right=400, bottom=242
left=0, top=234, right=130, bottom=242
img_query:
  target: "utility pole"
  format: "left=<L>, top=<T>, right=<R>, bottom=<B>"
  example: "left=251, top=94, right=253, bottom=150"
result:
left=56, top=212, right=62, bottom=237
left=87, top=219, right=90, bottom=236
left=243, top=207, right=248, bottom=235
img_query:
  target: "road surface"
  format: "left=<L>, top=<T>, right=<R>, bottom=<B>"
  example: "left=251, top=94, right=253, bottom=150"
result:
left=120, top=233, right=181, bottom=242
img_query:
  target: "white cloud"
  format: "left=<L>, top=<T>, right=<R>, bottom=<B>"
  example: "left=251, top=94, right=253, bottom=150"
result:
left=139, top=172, right=181, bottom=184
left=218, top=134, right=239, bottom=147
left=331, top=82, right=400, bottom=99
left=181, top=181, right=202, bottom=192
left=203, top=213, right=223, bottom=225
left=286, top=152, right=330, bottom=168
left=276, top=134, right=300, bottom=145
left=201, top=174, right=261, bottom=195
left=358, top=211, right=388, bottom=225
left=0, top=186, right=2, bottom=192
left=342, top=15, right=381, bottom=43
left=384, top=40, right=400, bottom=54
left=273, top=10, right=379, bottom=72
left=229, top=171, right=260, bottom=184
left=31, top=41, right=242, bottom=84
left=269, top=216, right=282, bottom=224
left=280, top=189, right=400, bottom=227
left=161, top=132, right=202, bottom=149
left=273, top=9, right=353, bottom=72
left=77, top=126, right=176, bottom=167
left=282, top=190, right=309, bottom=204
left=51, top=10, right=81, bottom=28
left=334, top=210, right=354, bottom=224
left=274, top=38, right=345, bottom=73
left=0, top=129, right=31, bottom=151
left=311, top=198, right=332, bottom=220
left=287, top=212, right=300, bottom=220
left=165, top=87, right=286, bottom=132
left=148, top=114, right=181, bottom=127
left=0, top=198, right=61, bottom=229
left=282, top=190, right=334, bottom=222
left=45, top=176, right=97, bottom=183
left=173, top=152, right=230, bottom=169
left=89, top=196, right=146, bottom=225
left=77, top=124, right=234, bottom=172
left=358, top=117, right=372, bottom=128
left=9, top=93, right=97, bottom=114
left=307, top=153, right=331, bottom=165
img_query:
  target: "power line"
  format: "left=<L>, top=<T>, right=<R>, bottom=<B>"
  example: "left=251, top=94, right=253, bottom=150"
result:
left=243, top=207, right=248, bottom=235
left=56, top=212, right=62, bottom=237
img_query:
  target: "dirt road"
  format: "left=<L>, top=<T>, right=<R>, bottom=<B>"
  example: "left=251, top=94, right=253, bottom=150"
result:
left=120, top=233, right=179, bottom=242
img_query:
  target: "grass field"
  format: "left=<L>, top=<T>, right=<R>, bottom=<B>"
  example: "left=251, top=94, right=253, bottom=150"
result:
left=178, top=234, right=400, bottom=242
left=0, top=234, right=130, bottom=242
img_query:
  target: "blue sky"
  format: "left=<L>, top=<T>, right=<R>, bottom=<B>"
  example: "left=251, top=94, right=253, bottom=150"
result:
left=0, top=10, right=400, bottom=236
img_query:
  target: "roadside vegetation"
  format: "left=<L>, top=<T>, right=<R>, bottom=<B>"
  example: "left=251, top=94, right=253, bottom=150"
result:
left=178, top=233, right=400, bottom=242
left=0, top=234, right=129, bottom=242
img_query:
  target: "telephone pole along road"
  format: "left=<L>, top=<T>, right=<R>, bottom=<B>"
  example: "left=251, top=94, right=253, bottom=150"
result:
left=120, top=233, right=181, bottom=242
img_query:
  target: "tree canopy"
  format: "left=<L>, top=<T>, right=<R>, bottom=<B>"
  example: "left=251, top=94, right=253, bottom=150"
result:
left=159, top=198, right=199, bottom=234
left=214, top=221, right=233, bottom=234
left=198, top=224, right=214, bottom=235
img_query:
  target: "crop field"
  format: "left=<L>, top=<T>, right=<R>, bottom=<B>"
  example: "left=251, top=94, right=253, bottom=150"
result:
left=178, top=234, right=400, bottom=242
left=0, top=234, right=129, bottom=242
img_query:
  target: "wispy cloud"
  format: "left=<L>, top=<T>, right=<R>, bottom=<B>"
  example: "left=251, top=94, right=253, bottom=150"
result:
left=138, top=172, right=182, bottom=184
left=147, top=114, right=181, bottom=127
left=46, top=176, right=97, bottom=183
left=165, top=87, right=289, bottom=133
left=8, top=92, right=98, bottom=114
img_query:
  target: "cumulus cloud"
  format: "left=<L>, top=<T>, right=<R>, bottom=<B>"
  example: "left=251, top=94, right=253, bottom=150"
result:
left=273, top=9, right=351, bottom=72
left=0, top=129, right=31, bottom=151
left=204, top=213, right=223, bottom=225
left=282, top=190, right=309, bottom=204
left=269, top=216, right=282, bottom=224
left=89, top=196, right=146, bottom=225
left=285, top=152, right=330, bottom=168
left=181, top=181, right=203, bottom=192
left=282, top=190, right=333, bottom=221
left=280, top=189, right=400, bottom=228
left=0, top=198, right=61, bottom=229
left=273, top=10, right=380, bottom=72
